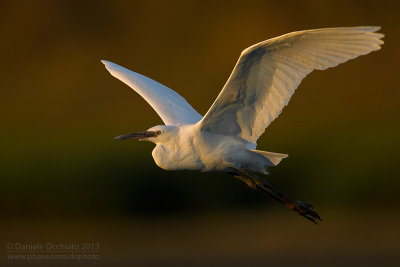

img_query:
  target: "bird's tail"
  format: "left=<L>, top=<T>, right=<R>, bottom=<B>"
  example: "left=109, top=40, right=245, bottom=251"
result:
left=251, top=150, right=288, bottom=166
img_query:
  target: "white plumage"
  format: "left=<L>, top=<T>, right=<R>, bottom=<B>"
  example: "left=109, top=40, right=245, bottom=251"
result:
left=102, top=61, right=202, bottom=125
left=102, top=27, right=383, bottom=223
left=200, top=26, right=383, bottom=143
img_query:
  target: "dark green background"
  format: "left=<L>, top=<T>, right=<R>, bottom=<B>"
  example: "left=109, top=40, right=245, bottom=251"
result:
left=1, top=0, right=399, bottom=266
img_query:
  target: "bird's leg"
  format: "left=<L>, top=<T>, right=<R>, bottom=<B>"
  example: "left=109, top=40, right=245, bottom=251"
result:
left=255, top=179, right=322, bottom=224
left=233, top=170, right=322, bottom=224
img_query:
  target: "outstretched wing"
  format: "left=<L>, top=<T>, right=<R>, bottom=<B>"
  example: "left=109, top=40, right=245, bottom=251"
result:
left=102, top=60, right=202, bottom=126
left=200, top=27, right=384, bottom=143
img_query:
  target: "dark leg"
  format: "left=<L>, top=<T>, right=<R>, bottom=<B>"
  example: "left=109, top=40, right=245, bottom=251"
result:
left=233, top=170, right=322, bottom=224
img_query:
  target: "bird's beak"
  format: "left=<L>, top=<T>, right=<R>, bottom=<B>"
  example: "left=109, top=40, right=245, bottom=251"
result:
left=114, top=131, right=158, bottom=141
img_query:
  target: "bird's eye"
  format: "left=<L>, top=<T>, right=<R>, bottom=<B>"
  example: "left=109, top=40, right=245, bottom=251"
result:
left=156, top=130, right=161, bottom=135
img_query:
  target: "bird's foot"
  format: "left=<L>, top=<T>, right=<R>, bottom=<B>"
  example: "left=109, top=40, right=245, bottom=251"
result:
left=281, top=198, right=322, bottom=224
left=256, top=182, right=322, bottom=224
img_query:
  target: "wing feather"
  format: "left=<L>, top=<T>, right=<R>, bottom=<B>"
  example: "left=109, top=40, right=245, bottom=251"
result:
left=200, top=27, right=384, bottom=143
left=102, top=60, right=202, bottom=126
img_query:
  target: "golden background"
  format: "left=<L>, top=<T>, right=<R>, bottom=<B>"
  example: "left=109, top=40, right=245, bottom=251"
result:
left=1, top=0, right=399, bottom=265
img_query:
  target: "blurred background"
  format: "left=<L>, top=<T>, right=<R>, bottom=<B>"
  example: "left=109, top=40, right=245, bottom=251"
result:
left=1, top=0, right=399, bottom=266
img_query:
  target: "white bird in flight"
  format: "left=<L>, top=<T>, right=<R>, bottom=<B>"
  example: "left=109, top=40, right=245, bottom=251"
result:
left=102, top=27, right=383, bottom=224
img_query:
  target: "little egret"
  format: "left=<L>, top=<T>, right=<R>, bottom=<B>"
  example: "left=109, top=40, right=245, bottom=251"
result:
left=102, top=27, right=383, bottom=224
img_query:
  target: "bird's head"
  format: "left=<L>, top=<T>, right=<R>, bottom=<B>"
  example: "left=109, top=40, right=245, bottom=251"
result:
left=114, top=125, right=178, bottom=144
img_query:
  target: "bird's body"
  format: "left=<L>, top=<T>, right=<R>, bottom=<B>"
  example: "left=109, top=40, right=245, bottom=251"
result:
left=103, top=26, right=384, bottom=223
left=151, top=124, right=234, bottom=172
left=150, top=124, right=270, bottom=173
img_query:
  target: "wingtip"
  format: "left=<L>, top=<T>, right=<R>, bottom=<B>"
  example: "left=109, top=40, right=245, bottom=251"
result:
left=101, top=60, right=121, bottom=71
left=367, top=26, right=381, bottom=32
left=101, top=60, right=118, bottom=72
left=355, top=26, right=381, bottom=32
